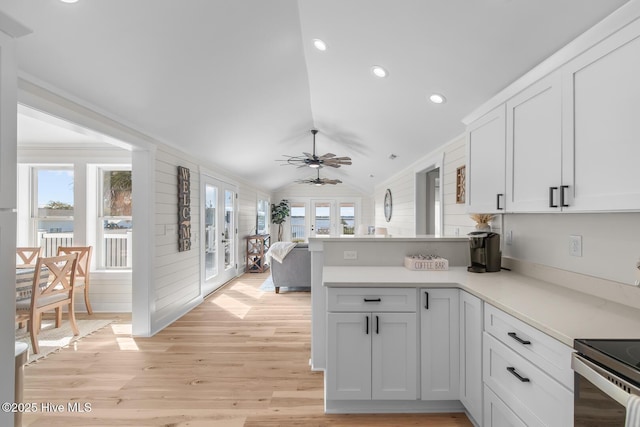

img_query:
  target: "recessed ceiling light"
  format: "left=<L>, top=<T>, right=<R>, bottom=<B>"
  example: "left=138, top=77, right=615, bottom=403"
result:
left=60, top=0, right=79, bottom=3
left=371, top=66, right=388, bottom=78
left=313, top=39, right=327, bottom=51
left=429, top=93, right=446, bottom=104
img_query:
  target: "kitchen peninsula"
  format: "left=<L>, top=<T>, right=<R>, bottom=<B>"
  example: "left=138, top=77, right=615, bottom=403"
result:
left=308, top=236, right=640, bottom=425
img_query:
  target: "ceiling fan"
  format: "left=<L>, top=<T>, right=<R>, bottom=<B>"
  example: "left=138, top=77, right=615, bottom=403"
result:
left=296, top=169, right=342, bottom=186
left=279, top=129, right=352, bottom=168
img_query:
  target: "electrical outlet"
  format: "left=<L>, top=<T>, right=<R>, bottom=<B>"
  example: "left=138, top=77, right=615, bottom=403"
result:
left=506, top=230, right=513, bottom=245
left=454, top=227, right=460, bottom=236
left=569, top=235, right=582, bottom=257
left=343, top=250, right=357, bottom=260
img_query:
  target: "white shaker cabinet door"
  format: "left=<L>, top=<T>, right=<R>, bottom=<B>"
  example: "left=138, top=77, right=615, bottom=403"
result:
left=371, top=312, right=418, bottom=400
left=562, top=18, right=640, bottom=211
left=459, top=291, right=483, bottom=425
left=466, top=105, right=507, bottom=213
left=420, top=288, right=460, bottom=400
left=326, top=312, right=372, bottom=400
left=506, top=71, right=563, bottom=212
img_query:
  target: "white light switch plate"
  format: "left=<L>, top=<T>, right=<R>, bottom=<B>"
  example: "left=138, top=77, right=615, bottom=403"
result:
left=569, top=235, right=582, bottom=257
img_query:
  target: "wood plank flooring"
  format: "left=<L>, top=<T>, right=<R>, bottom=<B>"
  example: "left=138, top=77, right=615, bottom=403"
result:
left=22, top=272, right=472, bottom=426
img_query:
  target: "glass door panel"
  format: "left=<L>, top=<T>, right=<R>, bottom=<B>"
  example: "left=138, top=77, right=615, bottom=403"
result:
left=312, top=201, right=334, bottom=236
left=202, top=177, right=237, bottom=296
left=290, top=202, right=307, bottom=241
left=204, top=184, right=217, bottom=281
left=223, top=189, right=235, bottom=271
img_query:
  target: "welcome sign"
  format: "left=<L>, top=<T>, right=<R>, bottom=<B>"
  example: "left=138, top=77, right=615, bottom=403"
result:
left=178, top=166, right=191, bottom=251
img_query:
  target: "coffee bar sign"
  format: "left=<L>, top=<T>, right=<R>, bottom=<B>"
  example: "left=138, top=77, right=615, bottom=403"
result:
left=178, top=166, right=191, bottom=252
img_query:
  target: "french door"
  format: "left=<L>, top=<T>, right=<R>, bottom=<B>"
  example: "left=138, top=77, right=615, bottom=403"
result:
left=202, top=176, right=238, bottom=296
left=311, top=200, right=334, bottom=236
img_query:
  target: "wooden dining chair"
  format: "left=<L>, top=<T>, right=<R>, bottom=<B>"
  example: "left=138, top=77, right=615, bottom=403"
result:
left=57, top=246, right=93, bottom=314
left=16, top=247, right=42, bottom=267
left=15, top=254, right=79, bottom=354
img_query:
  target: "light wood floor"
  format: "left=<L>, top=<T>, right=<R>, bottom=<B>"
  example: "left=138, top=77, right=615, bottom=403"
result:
left=22, top=272, right=472, bottom=426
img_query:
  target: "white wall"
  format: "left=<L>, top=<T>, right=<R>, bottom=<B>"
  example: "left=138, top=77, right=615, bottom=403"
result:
left=374, top=134, right=477, bottom=237
left=503, top=213, right=640, bottom=286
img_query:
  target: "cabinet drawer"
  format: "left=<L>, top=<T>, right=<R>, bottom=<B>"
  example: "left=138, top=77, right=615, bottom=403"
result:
left=484, top=304, right=574, bottom=390
left=483, top=333, right=573, bottom=427
left=327, top=288, right=416, bottom=312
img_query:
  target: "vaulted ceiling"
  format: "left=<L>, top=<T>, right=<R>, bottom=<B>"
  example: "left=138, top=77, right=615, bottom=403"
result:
left=5, top=0, right=629, bottom=193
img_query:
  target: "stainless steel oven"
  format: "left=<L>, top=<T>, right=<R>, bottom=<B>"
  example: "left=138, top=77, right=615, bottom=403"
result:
left=573, top=339, right=640, bottom=426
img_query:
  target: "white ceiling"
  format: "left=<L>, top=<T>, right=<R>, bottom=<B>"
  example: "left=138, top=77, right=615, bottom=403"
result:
left=4, top=0, right=629, bottom=193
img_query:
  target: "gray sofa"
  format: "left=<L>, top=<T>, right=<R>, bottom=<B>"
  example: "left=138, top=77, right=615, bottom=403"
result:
left=270, top=243, right=311, bottom=293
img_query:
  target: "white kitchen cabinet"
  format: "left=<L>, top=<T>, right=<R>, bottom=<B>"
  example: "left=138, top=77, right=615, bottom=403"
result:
left=326, top=288, right=418, bottom=401
left=466, top=105, right=506, bottom=213
left=459, top=291, right=483, bottom=425
left=483, top=304, right=573, bottom=427
left=505, top=71, right=564, bottom=212
left=420, top=288, right=459, bottom=400
left=561, top=17, right=640, bottom=211
left=484, top=385, right=527, bottom=427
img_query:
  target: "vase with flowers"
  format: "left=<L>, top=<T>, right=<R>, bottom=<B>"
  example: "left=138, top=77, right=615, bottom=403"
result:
left=470, top=213, right=495, bottom=232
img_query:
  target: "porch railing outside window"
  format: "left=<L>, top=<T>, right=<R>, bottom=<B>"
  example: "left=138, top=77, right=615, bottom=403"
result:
left=38, top=230, right=132, bottom=268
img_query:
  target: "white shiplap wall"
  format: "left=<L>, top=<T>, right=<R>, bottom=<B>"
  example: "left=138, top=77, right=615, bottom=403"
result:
left=374, top=134, right=477, bottom=237
left=153, top=147, right=201, bottom=322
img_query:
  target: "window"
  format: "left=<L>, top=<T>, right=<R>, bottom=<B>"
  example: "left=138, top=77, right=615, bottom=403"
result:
left=99, top=168, right=132, bottom=269
left=339, top=202, right=356, bottom=235
left=33, top=167, right=74, bottom=256
left=257, top=198, right=269, bottom=235
left=290, top=203, right=306, bottom=241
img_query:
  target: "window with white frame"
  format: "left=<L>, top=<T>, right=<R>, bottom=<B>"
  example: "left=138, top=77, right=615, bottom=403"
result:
left=33, top=166, right=75, bottom=256
left=290, top=202, right=306, bottom=241
left=257, top=198, right=269, bottom=235
left=339, top=202, right=356, bottom=235
left=98, top=168, right=132, bottom=269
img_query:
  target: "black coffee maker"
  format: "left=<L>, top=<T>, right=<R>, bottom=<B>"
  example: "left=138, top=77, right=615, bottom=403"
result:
left=467, top=231, right=501, bottom=273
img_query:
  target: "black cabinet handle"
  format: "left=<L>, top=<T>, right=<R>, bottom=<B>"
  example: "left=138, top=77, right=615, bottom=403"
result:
left=560, top=185, right=569, bottom=207
left=376, top=316, right=379, bottom=334
left=365, top=316, right=369, bottom=335
left=424, top=291, right=429, bottom=310
left=496, top=193, right=504, bottom=210
left=508, top=332, right=531, bottom=345
left=549, top=187, right=558, bottom=208
left=507, top=366, right=530, bottom=383
left=364, top=298, right=381, bottom=303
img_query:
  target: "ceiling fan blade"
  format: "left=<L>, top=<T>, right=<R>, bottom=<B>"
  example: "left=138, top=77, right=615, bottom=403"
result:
left=323, top=179, right=342, bottom=184
left=303, top=152, right=313, bottom=158
left=318, top=153, right=336, bottom=159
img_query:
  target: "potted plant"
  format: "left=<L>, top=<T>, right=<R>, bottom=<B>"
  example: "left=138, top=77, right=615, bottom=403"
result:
left=271, top=200, right=290, bottom=241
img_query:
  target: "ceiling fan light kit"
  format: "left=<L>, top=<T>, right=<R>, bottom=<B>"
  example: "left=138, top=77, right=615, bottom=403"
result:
left=279, top=129, right=352, bottom=185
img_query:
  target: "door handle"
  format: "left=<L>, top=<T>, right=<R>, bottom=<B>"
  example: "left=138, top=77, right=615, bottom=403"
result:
left=376, top=315, right=379, bottom=334
left=496, top=193, right=504, bottom=210
left=549, top=187, right=558, bottom=208
left=364, top=298, right=381, bottom=303
left=560, top=185, right=570, bottom=208
left=424, top=291, right=429, bottom=309
left=365, top=315, right=369, bottom=335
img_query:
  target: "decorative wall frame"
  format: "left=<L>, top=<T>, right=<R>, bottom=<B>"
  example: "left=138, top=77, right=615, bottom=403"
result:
left=178, top=166, right=191, bottom=251
left=456, top=165, right=466, bottom=204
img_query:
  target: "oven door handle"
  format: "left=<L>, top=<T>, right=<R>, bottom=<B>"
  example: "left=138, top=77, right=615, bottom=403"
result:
left=572, top=353, right=636, bottom=407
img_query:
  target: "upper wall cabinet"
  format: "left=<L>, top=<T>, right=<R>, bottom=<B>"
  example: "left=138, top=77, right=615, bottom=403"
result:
left=466, top=105, right=506, bottom=213
left=561, top=18, right=640, bottom=211
left=506, top=71, right=563, bottom=212
left=466, top=12, right=640, bottom=213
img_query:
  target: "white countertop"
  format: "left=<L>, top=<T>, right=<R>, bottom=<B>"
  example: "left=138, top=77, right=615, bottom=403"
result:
left=323, top=266, right=640, bottom=347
